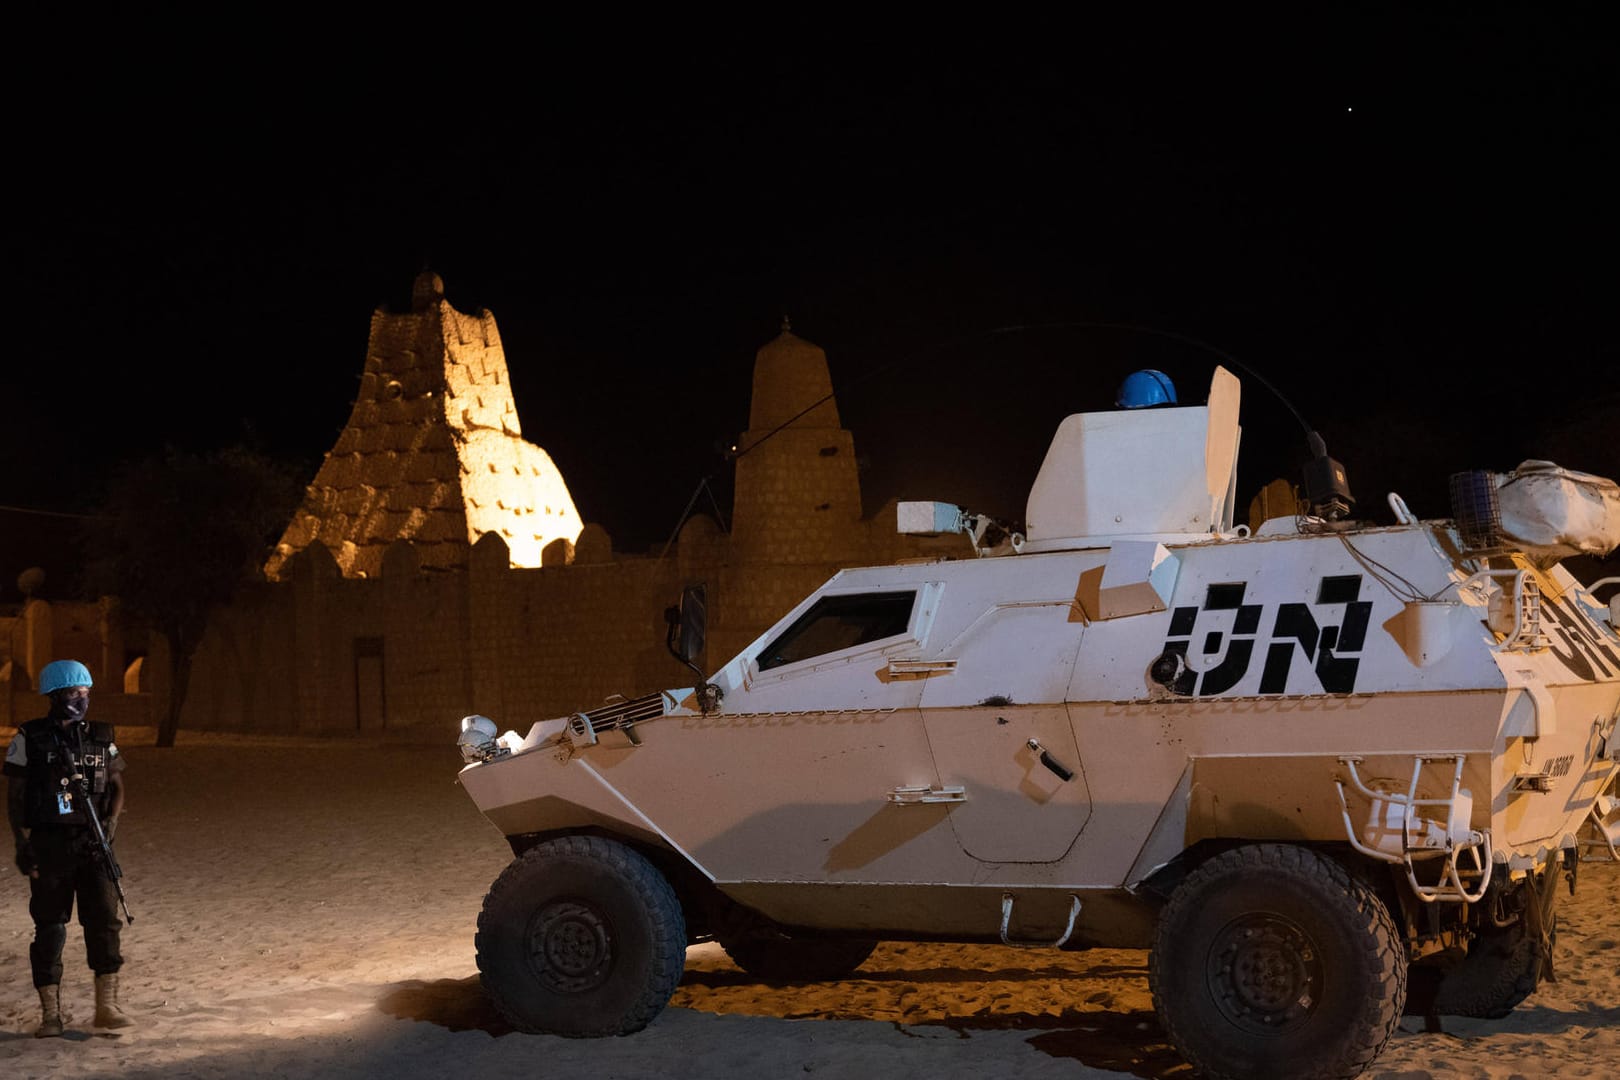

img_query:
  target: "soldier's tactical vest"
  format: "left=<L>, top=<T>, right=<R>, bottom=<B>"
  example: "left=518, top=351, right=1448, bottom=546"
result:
left=18, top=717, right=117, bottom=829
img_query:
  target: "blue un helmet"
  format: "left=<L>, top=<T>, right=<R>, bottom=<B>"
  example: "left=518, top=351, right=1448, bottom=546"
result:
left=38, top=659, right=93, bottom=696
left=1116, top=369, right=1178, bottom=408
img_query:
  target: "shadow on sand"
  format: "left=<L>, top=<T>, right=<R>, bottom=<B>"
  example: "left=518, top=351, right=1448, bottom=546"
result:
left=376, top=975, right=514, bottom=1036
left=923, top=1010, right=1190, bottom=1078
left=375, top=973, right=1191, bottom=1079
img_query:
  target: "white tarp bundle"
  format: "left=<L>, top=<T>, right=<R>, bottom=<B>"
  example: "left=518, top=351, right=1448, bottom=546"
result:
left=1496, top=460, right=1620, bottom=568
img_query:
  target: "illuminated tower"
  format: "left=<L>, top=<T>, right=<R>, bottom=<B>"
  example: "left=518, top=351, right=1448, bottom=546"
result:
left=265, top=272, right=581, bottom=579
left=730, top=322, right=863, bottom=561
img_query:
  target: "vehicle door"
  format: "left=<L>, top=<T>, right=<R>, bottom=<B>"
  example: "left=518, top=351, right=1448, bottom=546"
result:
left=919, top=558, right=1093, bottom=863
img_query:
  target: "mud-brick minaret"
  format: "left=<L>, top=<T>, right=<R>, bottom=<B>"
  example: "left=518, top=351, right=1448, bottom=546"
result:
left=730, top=322, right=863, bottom=561
left=265, top=272, right=581, bottom=580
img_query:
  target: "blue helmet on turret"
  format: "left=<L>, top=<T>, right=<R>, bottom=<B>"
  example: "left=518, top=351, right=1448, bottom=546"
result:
left=38, top=659, right=93, bottom=695
left=1116, top=369, right=1178, bottom=409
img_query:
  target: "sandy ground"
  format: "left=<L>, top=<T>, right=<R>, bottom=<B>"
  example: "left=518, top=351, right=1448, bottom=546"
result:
left=0, top=727, right=1614, bottom=1080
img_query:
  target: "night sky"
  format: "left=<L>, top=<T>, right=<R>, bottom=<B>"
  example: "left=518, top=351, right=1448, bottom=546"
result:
left=5, top=13, right=1617, bottom=598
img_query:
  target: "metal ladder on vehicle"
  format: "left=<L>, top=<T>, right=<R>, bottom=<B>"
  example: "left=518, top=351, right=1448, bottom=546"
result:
left=1457, top=568, right=1548, bottom=651
left=1334, top=754, right=1494, bottom=903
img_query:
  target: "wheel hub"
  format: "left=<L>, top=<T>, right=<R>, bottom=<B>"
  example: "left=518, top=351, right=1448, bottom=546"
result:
left=1207, top=913, right=1320, bottom=1033
left=528, top=900, right=614, bottom=993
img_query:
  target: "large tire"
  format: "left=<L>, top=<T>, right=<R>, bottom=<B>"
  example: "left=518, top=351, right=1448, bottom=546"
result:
left=1149, top=845, right=1406, bottom=1080
left=719, top=933, right=877, bottom=982
left=476, top=835, right=686, bottom=1036
left=1431, top=914, right=1554, bottom=1019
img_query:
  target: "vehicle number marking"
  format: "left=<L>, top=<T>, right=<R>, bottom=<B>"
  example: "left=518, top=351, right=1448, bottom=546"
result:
left=1542, top=594, right=1620, bottom=682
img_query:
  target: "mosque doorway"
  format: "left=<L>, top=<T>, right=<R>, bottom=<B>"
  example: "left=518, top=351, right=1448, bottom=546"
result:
left=354, top=636, right=386, bottom=731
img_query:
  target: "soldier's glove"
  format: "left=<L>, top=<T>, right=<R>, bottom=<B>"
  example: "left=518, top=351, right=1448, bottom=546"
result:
left=14, top=841, right=36, bottom=877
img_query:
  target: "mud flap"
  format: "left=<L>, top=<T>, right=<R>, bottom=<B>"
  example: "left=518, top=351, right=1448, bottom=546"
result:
left=1525, top=853, right=1563, bottom=984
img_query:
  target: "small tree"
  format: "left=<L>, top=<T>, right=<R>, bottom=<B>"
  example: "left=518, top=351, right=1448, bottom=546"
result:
left=82, top=445, right=304, bottom=747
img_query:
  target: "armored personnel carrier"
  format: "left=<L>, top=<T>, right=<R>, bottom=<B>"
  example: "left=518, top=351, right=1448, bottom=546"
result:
left=454, top=365, right=1620, bottom=1080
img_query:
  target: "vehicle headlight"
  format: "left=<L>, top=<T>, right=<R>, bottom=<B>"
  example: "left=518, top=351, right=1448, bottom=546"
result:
left=457, top=715, right=503, bottom=763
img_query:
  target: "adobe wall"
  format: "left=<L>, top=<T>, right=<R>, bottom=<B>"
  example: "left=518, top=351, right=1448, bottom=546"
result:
left=178, top=291, right=971, bottom=740
left=0, top=598, right=150, bottom=730
left=180, top=509, right=962, bottom=740
left=8, top=290, right=974, bottom=742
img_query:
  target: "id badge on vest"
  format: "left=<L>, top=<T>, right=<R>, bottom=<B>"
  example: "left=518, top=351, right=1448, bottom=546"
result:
left=56, top=788, right=74, bottom=816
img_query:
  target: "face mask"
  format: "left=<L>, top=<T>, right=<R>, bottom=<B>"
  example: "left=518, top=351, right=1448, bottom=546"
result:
left=53, top=693, right=89, bottom=723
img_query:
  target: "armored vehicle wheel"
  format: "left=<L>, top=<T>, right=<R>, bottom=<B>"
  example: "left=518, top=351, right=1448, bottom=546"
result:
left=1430, top=915, right=1554, bottom=1019
left=476, top=835, right=686, bottom=1037
left=1149, top=844, right=1405, bottom=1080
left=719, top=933, right=877, bottom=982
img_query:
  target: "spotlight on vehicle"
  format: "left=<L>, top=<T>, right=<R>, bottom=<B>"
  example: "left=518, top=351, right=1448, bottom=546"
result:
left=458, top=715, right=505, bottom=763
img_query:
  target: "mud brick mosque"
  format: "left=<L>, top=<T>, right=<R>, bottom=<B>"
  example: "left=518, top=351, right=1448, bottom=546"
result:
left=3, top=273, right=966, bottom=735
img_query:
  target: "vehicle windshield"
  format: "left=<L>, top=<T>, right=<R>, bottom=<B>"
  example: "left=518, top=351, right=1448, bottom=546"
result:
left=757, top=592, right=916, bottom=670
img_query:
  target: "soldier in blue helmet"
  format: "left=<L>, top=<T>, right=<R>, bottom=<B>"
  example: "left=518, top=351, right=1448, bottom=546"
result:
left=1116, top=369, right=1178, bottom=408
left=4, top=659, right=133, bottom=1036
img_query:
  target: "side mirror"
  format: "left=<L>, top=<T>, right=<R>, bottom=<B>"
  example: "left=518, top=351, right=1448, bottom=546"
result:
left=665, top=584, right=707, bottom=665
left=664, top=583, right=722, bottom=715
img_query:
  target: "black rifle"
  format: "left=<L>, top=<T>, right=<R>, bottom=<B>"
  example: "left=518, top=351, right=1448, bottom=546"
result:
left=65, top=730, right=134, bottom=925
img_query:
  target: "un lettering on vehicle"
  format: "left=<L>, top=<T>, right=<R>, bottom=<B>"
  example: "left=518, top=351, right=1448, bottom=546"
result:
left=1158, top=574, right=1620, bottom=699
left=1541, top=592, right=1620, bottom=682
left=1159, top=574, right=1372, bottom=697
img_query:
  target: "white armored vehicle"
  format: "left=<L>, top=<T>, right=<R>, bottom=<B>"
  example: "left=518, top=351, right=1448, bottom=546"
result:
left=455, top=366, right=1620, bottom=1080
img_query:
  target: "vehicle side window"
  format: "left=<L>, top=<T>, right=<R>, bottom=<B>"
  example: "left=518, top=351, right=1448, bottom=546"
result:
left=757, top=592, right=917, bottom=671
